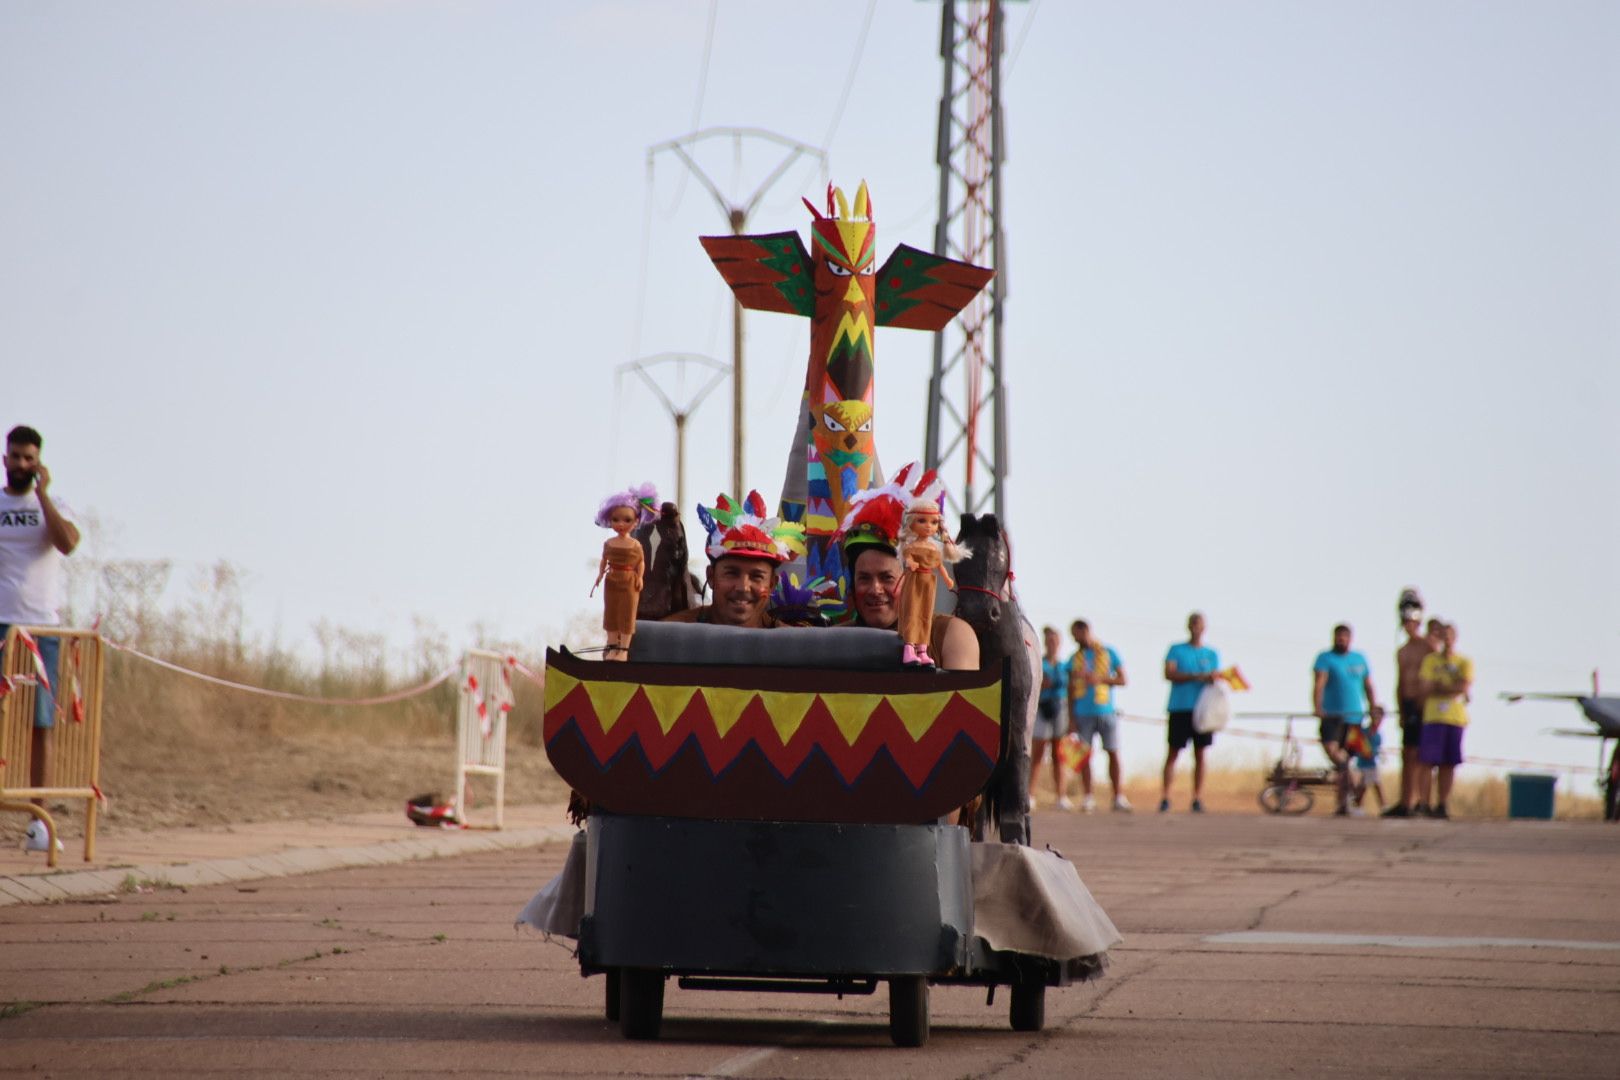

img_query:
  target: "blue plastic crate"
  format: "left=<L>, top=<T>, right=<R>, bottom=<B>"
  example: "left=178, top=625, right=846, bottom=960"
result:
left=1506, top=773, right=1556, bottom=820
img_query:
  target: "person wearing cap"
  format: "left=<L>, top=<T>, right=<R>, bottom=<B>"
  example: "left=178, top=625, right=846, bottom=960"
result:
left=663, top=491, right=802, bottom=629
left=1386, top=593, right=1436, bottom=817
left=838, top=467, right=979, bottom=671
left=1416, top=620, right=1472, bottom=820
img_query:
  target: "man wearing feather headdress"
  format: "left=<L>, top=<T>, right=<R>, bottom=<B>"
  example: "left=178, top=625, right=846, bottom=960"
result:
left=837, top=464, right=979, bottom=671
left=663, top=491, right=806, bottom=629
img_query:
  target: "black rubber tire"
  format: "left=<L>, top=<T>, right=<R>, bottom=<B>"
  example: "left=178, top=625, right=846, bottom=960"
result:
left=1258, top=784, right=1313, bottom=815
left=888, top=975, right=929, bottom=1047
left=604, top=968, right=621, bottom=1023
left=619, top=968, right=664, bottom=1040
left=1009, top=982, right=1045, bottom=1032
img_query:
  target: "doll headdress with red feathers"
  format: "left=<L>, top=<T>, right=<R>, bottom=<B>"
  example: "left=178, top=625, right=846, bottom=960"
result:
left=696, top=490, right=807, bottom=564
left=837, top=463, right=945, bottom=555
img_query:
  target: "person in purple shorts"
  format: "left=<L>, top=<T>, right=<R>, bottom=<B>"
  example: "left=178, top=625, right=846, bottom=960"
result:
left=1417, top=621, right=1473, bottom=820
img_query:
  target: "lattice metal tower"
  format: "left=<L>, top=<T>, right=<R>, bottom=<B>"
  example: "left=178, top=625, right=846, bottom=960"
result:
left=924, top=0, right=1009, bottom=521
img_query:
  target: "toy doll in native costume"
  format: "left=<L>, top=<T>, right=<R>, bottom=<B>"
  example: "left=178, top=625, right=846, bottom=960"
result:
left=591, top=484, right=658, bottom=659
left=663, top=491, right=806, bottom=629
left=701, top=182, right=993, bottom=616
left=839, top=464, right=970, bottom=667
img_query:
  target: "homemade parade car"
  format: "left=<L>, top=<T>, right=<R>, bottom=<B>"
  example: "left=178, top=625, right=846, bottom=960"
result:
left=530, top=621, right=1118, bottom=1047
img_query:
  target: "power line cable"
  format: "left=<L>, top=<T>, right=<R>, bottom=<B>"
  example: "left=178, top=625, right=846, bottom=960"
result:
left=667, top=0, right=720, bottom=212
left=820, top=0, right=877, bottom=150
left=691, top=0, right=718, bottom=129
left=1005, top=0, right=1042, bottom=84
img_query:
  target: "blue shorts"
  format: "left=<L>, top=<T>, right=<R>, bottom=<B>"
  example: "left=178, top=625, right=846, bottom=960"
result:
left=0, top=625, right=60, bottom=729
left=1072, top=711, right=1119, bottom=753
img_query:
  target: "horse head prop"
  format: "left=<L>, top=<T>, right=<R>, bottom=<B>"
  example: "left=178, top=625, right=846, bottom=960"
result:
left=951, top=514, right=1034, bottom=846
left=635, top=502, right=698, bottom=620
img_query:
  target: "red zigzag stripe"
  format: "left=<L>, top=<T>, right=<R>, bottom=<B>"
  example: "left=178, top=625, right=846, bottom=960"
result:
left=545, top=686, right=1000, bottom=788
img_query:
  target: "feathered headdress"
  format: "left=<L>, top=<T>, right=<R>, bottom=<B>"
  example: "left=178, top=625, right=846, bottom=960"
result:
left=696, top=490, right=807, bottom=564
left=895, top=462, right=970, bottom=562
left=837, top=462, right=946, bottom=553
left=595, top=482, right=659, bottom=529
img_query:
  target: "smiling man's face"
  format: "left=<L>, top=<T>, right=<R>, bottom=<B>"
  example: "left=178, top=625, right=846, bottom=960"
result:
left=851, top=547, right=903, bottom=629
left=706, top=556, right=777, bottom=626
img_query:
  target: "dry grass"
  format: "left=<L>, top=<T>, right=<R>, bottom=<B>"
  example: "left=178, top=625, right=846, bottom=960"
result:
left=5, top=561, right=1605, bottom=840
left=1033, top=747, right=1604, bottom=820
left=2, top=561, right=572, bottom=843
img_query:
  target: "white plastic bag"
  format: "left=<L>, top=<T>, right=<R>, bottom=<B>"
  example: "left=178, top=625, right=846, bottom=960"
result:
left=1192, top=681, right=1230, bottom=734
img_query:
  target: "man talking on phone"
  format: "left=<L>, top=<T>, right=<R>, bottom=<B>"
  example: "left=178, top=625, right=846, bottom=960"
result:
left=0, top=425, right=81, bottom=849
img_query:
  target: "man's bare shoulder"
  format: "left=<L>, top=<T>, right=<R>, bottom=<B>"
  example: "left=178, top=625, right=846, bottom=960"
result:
left=1397, top=639, right=1435, bottom=661
left=931, top=613, right=980, bottom=671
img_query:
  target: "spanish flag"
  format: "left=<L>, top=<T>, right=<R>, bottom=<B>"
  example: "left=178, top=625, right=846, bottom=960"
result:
left=1218, top=666, right=1250, bottom=692
left=1344, top=723, right=1371, bottom=759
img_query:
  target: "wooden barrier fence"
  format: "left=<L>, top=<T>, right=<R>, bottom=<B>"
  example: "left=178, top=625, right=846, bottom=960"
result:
left=1, top=626, right=105, bottom=868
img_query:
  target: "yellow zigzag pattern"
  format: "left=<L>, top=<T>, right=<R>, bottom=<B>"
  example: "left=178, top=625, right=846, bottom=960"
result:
left=825, top=310, right=872, bottom=361
left=551, top=675, right=999, bottom=747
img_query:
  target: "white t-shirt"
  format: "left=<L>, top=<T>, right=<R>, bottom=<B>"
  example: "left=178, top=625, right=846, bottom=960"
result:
left=0, top=490, right=75, bottom=625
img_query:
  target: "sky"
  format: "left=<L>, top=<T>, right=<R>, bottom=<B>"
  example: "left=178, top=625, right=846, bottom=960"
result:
left=3, top=1, right=1616, bottom=783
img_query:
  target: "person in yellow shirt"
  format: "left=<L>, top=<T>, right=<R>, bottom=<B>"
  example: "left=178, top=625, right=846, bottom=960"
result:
left=1417, top=622, right=1473, bottom=820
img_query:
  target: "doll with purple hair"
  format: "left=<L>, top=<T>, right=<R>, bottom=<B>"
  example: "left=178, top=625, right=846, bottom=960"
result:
left=591, top=483, right=657, bottom=660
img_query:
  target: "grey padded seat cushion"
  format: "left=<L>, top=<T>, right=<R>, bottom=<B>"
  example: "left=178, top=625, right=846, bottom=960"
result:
left=629, top=620, right=902, bottom=669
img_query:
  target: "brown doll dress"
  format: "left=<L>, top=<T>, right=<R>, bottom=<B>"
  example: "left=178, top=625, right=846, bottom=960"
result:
left=602, top=542, right=644, bottom=634
left=899, top=540, right=942, bottom=646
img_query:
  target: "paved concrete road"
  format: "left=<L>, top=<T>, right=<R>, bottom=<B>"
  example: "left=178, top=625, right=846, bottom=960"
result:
left=3, top=814, right=1617, bottom=1078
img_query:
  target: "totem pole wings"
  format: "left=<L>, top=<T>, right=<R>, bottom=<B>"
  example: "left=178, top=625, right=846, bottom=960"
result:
left=700, top=182, right=993, bottom=616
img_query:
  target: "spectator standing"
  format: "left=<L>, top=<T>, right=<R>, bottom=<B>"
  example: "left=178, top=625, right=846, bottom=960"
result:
left=1312, top=624, right=1383, bottom=816
left=1161, top=612, right=1219, bottom=813
left=1386, top=602, right=1436, bottom=817
left=1418, top=622, right=1473, bottom=820
left=1354, top=711, right=1387, bottom=812
left=0, top=426, right=81, bottom=851
left=1031, top=626, right=1071, bottom=810
left=1069, top=619, right=1129, bottom=812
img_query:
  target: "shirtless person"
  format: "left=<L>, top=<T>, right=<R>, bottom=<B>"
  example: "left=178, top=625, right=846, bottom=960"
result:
left=847, top=542, right=978, bottom=670
left=663, top=555, right=780, bottom=629
left=1386, top=605, right=1436, bottom=817
left=663, top=491, right=797, bottom=629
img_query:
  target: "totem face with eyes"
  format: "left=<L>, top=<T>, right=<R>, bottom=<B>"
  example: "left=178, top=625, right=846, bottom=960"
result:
left=815, top=397, right=875, bottom=525
left=805, top=184, right=878, bottom=532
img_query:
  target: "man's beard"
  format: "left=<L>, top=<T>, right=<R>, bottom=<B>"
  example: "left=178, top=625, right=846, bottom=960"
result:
left=1332, top=644, right=1348, bottom=654
left=5, top=468, right=33, bottom=491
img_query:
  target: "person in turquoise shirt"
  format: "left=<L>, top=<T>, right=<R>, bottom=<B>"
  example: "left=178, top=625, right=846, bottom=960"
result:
left=1160, top=611, right=1220, bottom=813
left=1312, top=623, right=1384, bottom=816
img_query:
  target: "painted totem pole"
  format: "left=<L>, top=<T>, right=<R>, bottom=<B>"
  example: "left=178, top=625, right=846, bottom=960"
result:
left=700, top=182, right=993, bottom=615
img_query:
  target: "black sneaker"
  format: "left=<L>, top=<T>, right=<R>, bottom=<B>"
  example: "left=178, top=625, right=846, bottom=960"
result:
left=1431, top=803, right=1449, bottom=820
left=1380, top=805, right=1410, bottom=819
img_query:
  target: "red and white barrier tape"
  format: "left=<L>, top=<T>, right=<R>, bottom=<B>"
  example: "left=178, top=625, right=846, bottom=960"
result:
left=15, top=628, right=52, bottom=694
left=505, top=653, right=546, bottom=689
left=1116, top=713, right=1600, bottom=775
left=103, top=638, right=459, bottom=706
left=461, top=654, right=525, bottom=737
